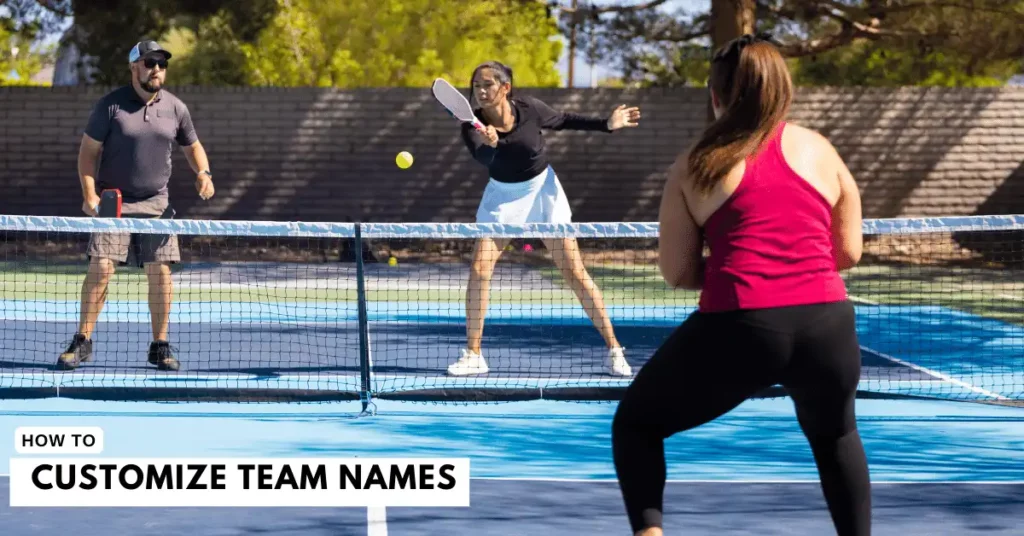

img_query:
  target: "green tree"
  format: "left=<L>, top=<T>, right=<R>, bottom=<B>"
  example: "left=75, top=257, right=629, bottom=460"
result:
left=81, top=0, right=277, bottom=86
left=0, top=37, right=53, bottom=86
left=177, top=0, right=562, bottom=88
left=6, top=0, right=560, bottom=87
left=0, top=0, right=62, bottom=85
left=791, top=41, right=1020, bottom=88
left=558, top=0, right=1024, bottom=88
left=10, top=0, right=278, bottom=85
left=789, top=2, right=1024, bottom=87
left=165, top=14, right=254, bottom=86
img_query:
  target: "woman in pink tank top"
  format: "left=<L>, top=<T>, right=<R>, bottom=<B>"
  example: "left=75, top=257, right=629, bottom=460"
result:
left=612, top=35, right=871, bottom=536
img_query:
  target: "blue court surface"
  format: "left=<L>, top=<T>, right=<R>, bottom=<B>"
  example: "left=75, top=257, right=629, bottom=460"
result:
left=2, top=267, right=1023, bottom=534
left=1, top=397, right=1023, bottom=535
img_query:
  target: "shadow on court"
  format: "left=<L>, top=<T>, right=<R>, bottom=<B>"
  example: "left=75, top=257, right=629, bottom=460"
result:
left=1, top=312, right=965, bottom=387
left=2, top=478, right=1021, bottom=535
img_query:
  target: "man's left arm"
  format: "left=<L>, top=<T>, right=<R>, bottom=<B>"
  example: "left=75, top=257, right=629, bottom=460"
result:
left=176, top=103, right=214, bottom=200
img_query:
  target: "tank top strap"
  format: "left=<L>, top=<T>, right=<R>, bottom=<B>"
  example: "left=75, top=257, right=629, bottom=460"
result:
left=743, top=122, right=787, bottom=171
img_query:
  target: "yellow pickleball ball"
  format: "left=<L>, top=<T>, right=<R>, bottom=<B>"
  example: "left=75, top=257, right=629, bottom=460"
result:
left=388, top=256, right=398, bottom=266
left=396, top=151, right=414, bottom=169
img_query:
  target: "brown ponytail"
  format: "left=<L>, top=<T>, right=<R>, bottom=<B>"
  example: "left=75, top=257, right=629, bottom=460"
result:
left=687, top=34, right=793, bottom=194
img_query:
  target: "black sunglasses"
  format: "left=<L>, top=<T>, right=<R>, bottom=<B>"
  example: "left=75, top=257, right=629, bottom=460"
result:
left=143, top=57, right=168, bottom=69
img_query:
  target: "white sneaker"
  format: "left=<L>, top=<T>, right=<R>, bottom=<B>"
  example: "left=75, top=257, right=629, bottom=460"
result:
left=608, top=347, right=632, bottom=377
left=447, top=349, right=490, bottom=376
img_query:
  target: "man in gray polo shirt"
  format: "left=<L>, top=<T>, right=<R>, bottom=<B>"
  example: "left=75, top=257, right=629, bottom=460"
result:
left=58, top=39, right=215, bottom=372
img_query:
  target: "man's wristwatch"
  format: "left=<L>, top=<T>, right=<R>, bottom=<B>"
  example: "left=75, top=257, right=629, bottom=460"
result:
left=199, top=170, right=213, bottom=180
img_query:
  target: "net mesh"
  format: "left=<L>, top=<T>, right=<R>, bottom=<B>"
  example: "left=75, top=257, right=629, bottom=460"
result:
left=1, top=214, right=1021, bottom=406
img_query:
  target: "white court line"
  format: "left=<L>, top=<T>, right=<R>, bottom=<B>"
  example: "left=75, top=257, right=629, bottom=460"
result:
left=848, top=295, right=879, bottom=305
left=860, top=345, right=1008, bottom=401
left=998, top=293, right=1023, bottom=301
left=367, top=506, right=388, bottom=536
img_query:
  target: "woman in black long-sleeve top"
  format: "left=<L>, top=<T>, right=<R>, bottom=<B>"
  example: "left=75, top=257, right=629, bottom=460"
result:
left=445, top=60, right=641, bottom=378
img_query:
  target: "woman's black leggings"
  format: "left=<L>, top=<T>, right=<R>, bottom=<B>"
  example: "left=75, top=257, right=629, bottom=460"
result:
left=612, top=300, right=871, bottom=535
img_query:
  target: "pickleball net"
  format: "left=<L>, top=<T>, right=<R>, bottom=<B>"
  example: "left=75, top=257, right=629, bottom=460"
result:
left=0, top=214, right=1021, bottom=406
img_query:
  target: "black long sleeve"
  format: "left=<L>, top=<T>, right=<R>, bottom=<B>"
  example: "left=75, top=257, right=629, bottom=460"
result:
left=527, top=96, right=612, bottom=132
left=461, top=123, right=497, bottom=166
left=459, top=95, right=613, bottom=183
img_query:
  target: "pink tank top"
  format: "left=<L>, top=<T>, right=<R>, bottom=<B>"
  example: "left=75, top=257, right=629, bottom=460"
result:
left=698, top=122, right=848, bottom=313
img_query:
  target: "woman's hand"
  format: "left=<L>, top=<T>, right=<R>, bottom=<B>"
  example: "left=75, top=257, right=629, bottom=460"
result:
left=481, top=125, right=499, bottom=147
left=607, top=105, right=641, bottom=130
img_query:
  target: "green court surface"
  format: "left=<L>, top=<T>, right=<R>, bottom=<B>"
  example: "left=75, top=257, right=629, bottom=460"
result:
left=1, top=262, right=1020, bottom=320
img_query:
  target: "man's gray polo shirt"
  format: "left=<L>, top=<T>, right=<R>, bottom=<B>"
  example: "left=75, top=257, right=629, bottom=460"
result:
left=84, top=86, right=198, bottom=203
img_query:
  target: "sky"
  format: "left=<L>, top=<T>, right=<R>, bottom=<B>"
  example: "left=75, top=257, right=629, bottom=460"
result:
left=553, top=0, right=704, bottom=87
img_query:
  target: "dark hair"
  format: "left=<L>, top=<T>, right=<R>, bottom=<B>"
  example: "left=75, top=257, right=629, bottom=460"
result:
left=469, top=61, right=514, bottom=106
left=687, top=34, right=793, bottom=194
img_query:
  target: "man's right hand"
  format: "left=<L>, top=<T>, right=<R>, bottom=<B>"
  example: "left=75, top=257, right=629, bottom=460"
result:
left=82, top=193, right=100, bottom=216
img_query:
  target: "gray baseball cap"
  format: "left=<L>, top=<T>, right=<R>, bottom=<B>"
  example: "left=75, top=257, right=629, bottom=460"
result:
left=128, top=40, right=172, bottom=63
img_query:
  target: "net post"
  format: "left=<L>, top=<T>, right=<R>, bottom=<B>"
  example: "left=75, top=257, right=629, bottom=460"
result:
left=354, top=223, right=374, bottom=414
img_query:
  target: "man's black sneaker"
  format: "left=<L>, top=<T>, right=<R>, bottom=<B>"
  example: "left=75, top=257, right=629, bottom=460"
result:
left=148, top=341, right=180, bottom=371
left=56, top=333, right=93, bottom=371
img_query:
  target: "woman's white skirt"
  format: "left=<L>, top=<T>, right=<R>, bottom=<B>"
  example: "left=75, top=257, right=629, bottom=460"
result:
left=475, top=166, right=572, bottom=224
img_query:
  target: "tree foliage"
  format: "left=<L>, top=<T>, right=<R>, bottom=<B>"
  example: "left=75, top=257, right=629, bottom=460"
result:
left=5, top=0, right=562, bottom=88
left=172, top=0, right=562, bottom=88
left=0, top=0, right=63, bottom=84
left=0, top=0, right=278, bottom=85
left=69, top=0, right=278, bottom=86
left=9, top=0, right=1018, bottom=88
left=0, top=0, right=72, bottom=33
left=559, top=0, right=1024, bottom=87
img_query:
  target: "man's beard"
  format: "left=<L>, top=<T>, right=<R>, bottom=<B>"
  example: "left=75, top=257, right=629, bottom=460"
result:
left=138, top=75, right=161, bottom=93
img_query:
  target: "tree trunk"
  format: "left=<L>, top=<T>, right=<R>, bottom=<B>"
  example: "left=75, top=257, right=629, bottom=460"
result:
left=706, top=0, right=755, bottom=122
left=711, top=0, right=755, bottom=51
